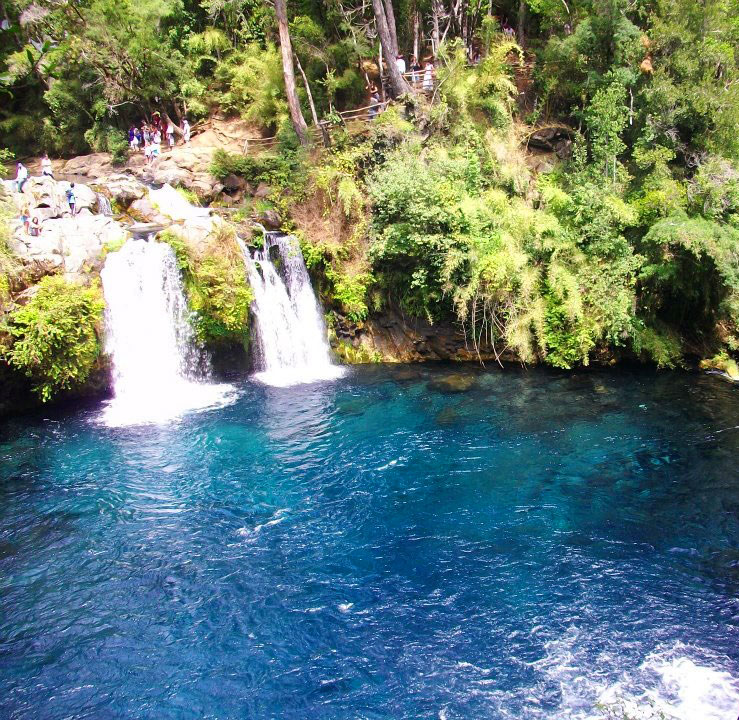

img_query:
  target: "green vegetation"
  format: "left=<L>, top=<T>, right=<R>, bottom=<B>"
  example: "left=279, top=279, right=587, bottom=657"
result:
left=0, top=276, right=105, bottom=401
left=159, top=226, right=252, bottom=346
left=0, top=191, right=23, bottom=309
left=1, top=0, right=738, bottom=377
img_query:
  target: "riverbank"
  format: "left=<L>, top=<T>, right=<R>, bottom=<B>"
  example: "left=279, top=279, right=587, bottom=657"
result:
left=1, top=110, right=738, bottom=418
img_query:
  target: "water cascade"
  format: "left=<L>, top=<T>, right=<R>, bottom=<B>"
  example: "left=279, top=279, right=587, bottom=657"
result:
left=240, top=232, right=344, bottom=387
left=100, top=238, right=236, bottom=426
left=96, top=193, right=112, bottom=216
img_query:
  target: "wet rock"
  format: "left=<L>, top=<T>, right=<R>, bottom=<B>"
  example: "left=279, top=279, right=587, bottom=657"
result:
left=254, top=209, right=281, bottom=230
left=97, top=173, right=146, bottom=206
left=129, top=197, right=155, bottom=220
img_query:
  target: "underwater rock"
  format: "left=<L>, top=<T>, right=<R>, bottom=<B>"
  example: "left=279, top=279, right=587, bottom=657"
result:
left=435, top=405, right=461, bottom=425
left=428, top=373, right=478, bottom=393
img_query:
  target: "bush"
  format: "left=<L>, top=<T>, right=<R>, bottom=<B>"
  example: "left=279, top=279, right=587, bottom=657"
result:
left=84, top=123, right=129, bottom=165
left=0, top=190, right=22, bottom=309
left=0, top=276, right=105, bottom=401
left=158, top=227, right=252, bottom=346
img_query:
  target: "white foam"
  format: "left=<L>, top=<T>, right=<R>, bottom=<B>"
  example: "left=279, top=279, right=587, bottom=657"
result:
left=534, top=628, right=739, bottom=720
left=597, top=647, right=739, bottom=720
left=240, top=235, right=345, bottom=388
left=100, top=239, right=237, bottom=427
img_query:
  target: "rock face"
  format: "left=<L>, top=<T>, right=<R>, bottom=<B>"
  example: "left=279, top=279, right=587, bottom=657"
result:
left=60, top=146, right=224, bottom=201
left=3, top=176, right=129, bottom=281
left=333, top=311, right=512, bottom=364
left=10, top=215, right=128, bottom=280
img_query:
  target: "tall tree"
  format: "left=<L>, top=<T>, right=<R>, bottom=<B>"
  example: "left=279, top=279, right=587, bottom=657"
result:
left=383, top=0, right=399, bottom=56
left=274, top=0, right=309, bottom=145
left=371, top=0, right=410, bottom=97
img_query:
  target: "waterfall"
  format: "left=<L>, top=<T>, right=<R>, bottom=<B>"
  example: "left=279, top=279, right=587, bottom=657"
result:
left=96, top=193, right=112, bottom=216
left=100, top=238, right=236, bottom=426
left=240, top=232, right=344, bottom=387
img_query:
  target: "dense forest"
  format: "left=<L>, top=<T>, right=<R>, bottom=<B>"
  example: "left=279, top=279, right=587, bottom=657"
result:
left=1, top=0, right=738, bottom=388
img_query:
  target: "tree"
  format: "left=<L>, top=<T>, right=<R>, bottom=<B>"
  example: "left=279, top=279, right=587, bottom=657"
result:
left=274, top=0, right=309, bottom=145
left=370, top=0, right=410, bottom=98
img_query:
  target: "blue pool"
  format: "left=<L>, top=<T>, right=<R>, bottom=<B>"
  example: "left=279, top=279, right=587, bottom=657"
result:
left=1, top=366, right=738, bottom=719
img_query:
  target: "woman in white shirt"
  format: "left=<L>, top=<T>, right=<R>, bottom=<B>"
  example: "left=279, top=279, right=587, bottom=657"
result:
left=41, top=154, right=54, bottom=178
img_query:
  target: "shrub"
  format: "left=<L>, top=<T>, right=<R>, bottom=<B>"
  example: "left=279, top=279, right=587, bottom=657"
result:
left=158, top=228, right=252, bottom=346
left=0, top=276, right=105, bottom=401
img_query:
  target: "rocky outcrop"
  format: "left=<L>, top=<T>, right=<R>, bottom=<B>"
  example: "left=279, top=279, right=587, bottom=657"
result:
left=332, top=311, right=513, bottom=364
left=94, top=173, right=146, bottom=206
left=60, top=146, right=224, bottom=201
left=10, top=215, right=128, bottom=280
left=59, top=152, right=114, bottom=179
left=4, top=176, right=128, bottom=281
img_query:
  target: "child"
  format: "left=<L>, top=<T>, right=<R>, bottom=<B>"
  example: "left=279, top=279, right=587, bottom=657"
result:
left=29, top=212, right=41, bottom=236
left=66, top=183, right=76, bottom=215
left=21, top=204, right=30, bottom=234
left=144, top=142, right=152, bottom=164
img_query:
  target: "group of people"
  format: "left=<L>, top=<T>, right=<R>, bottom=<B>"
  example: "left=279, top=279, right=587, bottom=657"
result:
left=14, top=159, right=78, bottom=235
left=128, top=112, right=191, bottom=164
left=368, top=54, right=435, bottom=120
left=395, top=54, right=436, bottom=92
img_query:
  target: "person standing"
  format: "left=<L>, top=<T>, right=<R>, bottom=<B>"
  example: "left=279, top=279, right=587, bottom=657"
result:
left=166, top=120, right=175, bottom=149
left=15, top=162, right=28, bottom=192
left=395, top=54, right=406, bottom=76
left=410, top=55, right=422, bottom=88
left=423, top=59, right=435, bottom=92
left=182, top=118, right=191, bottom=145
left=367, top=86, right=381, bottom=120
left=41, top=154, right=54, bottom=178
left=66, top=183, right=76, bottom=216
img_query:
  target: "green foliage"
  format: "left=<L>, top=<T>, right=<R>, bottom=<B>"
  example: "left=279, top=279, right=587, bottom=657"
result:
left=0, top=277, right=104, bottom=401
left=645, top=0, right=739, bottom=159
left=211, top=149, right=304, bottom=194
left=213, top=43, right=286, bottom=128
left=84, top=123, right=129, bottom=164
left=334, top=340, right=382, bottom=364
left=158, top=227, right=252, bottom=346
left=0, top=191, right=22, bottom=308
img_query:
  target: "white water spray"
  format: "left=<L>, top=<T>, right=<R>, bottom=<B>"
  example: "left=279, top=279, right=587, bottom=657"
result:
left=240, top=232, right=344, bottom=387
left=100, top=238, right=236, bottom=426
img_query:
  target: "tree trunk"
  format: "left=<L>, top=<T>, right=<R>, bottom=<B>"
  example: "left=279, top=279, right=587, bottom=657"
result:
left=295, top=53, right=319, bottom=127
left=516, top=0, right=526, bottom=48
left=378, top=41, right=386, bottom=102
left=413, top=8, right=420, bottom=60
left=371, top=0, right=410, bottom=97
left=274, top=0, right=309, bottom=145
left=431, top=0, right=442, bottom=55
left=383, top=0, right=399, bottom=57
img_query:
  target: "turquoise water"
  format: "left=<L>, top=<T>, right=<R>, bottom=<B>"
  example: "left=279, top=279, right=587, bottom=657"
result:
left=1, top=366, right=738, bottom=719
